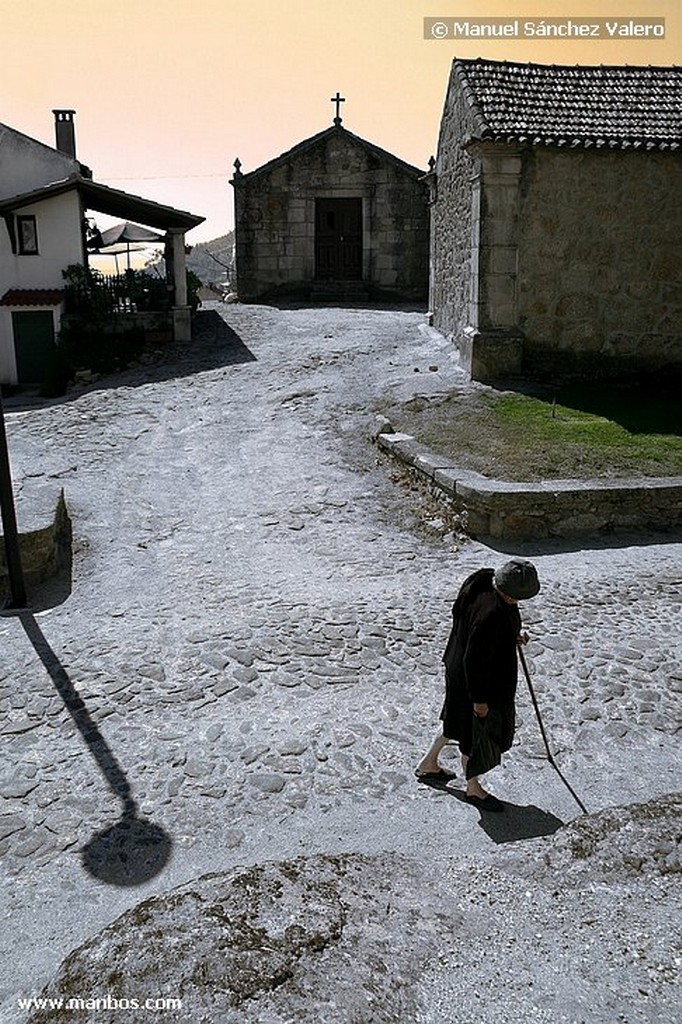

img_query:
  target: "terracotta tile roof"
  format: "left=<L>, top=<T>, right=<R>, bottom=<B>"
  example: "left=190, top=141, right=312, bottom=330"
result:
left=0, top=288, right=64, bottom=307
left=454, top=60, right=681, bottom=150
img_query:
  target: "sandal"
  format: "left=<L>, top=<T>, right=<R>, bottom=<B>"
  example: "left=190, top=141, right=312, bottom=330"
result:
left=464, top=793, right=505, bottom=813
left=415, top=768, right=456, bottom=784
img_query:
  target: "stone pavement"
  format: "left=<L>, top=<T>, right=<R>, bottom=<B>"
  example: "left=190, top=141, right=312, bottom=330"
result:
left=0, top=303, right=680, bottom=1018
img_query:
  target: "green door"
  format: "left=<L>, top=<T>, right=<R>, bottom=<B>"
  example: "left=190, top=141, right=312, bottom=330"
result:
left=12, top=311, right=55, bottom=384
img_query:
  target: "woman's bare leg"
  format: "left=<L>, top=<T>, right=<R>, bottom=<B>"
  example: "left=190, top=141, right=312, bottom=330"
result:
left=461, top=754, right=490, bottom=799
left=415, top=734, right=451, bottom=775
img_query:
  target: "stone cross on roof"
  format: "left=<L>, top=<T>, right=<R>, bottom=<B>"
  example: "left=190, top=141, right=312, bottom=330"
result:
left=331, top=92, right=345, bottom=125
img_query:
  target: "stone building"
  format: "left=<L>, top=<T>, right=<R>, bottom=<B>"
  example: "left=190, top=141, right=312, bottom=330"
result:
left=231, top=103, right=429, bottom=303
left=427, top=60, right=682, bottom=380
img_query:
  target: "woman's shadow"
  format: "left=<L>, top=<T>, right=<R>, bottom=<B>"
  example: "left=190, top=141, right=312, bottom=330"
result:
left=18, top=610, right=172, bottom=886
left=420, top=777, right=564, bottom=844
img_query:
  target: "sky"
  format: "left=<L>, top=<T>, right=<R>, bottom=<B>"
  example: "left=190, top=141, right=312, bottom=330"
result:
left=2, top=0, right=680, bottom=248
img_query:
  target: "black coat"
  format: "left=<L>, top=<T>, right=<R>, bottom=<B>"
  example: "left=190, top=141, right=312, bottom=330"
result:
left=440, top=568, right=521, bottom=755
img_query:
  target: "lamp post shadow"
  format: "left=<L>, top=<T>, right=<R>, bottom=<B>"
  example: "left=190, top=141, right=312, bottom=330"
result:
left=18, top=610, right=172, bottom=886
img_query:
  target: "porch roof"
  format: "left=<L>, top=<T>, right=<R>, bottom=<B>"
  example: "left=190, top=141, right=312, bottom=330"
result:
left=0, top=174, right=205, bottom=231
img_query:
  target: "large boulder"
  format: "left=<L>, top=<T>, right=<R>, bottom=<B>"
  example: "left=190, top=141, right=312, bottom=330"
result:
left=27, top=853, right=463, bottom=1023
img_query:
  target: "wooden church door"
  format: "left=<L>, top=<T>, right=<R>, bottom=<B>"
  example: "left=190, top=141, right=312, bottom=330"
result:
left=315, top=198, right=362, bottom=280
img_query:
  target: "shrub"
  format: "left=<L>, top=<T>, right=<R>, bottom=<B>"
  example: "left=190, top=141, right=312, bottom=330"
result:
left=57, top=319, right=145, bottom=376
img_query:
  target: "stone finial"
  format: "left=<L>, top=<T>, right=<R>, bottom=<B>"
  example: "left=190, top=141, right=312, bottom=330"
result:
left=233, top=158, right=243, bottom=178
left=428, top=155, right=436, bottom=172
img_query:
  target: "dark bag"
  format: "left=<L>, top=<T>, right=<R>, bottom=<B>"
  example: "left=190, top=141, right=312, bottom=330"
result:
left=466, top=708, right=503, bottom=779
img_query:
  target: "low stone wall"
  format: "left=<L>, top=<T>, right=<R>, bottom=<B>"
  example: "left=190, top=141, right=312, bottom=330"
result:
left=0, top=487, right=71, bottom=595
left=378, top=432, right=682, bottom=541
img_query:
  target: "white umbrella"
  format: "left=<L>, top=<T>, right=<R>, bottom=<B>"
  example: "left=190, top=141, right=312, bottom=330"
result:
left=87, top=221, right=165, bottom=271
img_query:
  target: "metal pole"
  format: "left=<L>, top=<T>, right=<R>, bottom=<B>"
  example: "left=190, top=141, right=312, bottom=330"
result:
left=518, top=645, right=587, bottom=815
left=0, top=389, right=27, bottom=608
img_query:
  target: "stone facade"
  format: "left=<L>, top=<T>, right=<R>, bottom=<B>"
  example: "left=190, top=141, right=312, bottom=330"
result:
left=517, top=147, right=681, bottom=375
left=430, top=60, right=682, bottom=381
left=231, top=126, right=429, bottom=302
left=427, top=71, right=477, bottom=349
left=431, top=138, right=526, bottom=381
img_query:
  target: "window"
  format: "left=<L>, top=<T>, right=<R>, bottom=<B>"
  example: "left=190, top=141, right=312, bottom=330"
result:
left=17, top=215, right=38, bottom=255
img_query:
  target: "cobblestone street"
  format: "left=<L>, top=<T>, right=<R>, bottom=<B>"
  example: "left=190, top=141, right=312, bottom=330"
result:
left=0, top=303, right=680, bottom=1020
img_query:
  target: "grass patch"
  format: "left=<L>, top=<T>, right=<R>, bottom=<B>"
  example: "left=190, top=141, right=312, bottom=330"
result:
left=385, top=382, right=682, bottom=482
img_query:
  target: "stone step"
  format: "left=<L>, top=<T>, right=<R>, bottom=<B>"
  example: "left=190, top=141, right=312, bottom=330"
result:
left=309, top=280, right=369, bottom=303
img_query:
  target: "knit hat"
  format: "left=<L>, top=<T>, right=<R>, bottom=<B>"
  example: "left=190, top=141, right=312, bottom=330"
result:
left=493, top=559, right=540, bottom=600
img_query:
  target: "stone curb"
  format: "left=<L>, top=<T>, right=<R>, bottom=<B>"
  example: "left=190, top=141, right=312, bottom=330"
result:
left=377, top=431, right=682, bottom=541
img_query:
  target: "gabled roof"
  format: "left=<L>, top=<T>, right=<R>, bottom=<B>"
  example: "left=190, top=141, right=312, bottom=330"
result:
left=234, top=124, right=426, bottom=180
left=0, top=120, right=90, bottom=181
left=0, top=174, right=204, bottom=231
left=452, top=59, right=681, bottom=150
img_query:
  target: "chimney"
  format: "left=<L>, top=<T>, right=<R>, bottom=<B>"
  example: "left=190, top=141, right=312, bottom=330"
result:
left=53, top=109, right=77, bottom=158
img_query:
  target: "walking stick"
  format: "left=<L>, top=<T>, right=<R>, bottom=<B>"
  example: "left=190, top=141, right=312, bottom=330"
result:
left=518, top=645, right=588, bottom=815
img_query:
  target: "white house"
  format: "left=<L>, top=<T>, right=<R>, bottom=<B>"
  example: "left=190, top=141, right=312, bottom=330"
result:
left=0, top=110, right=204, bottom=386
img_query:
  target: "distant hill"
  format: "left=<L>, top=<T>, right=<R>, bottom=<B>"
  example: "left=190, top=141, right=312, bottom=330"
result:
left=145, top=231, right=235, bottom=286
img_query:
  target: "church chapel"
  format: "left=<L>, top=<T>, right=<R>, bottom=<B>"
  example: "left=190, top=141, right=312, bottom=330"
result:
left=231, top=96, right=430, bottom=303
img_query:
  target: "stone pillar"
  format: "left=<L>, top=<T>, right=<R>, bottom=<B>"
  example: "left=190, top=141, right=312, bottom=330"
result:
left=463, top=142, right=524, bottom=381
left=168, top=229, right=188, bottom=306
left=167, top=228, right=191, bottom=342
left=421, top=157, right=437, bottom=312
left=230, top=159, right=248, bottom=300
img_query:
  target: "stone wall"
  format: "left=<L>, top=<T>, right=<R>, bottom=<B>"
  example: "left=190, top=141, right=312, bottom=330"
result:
left=0, top=488, right=71, bottom=598
left=377, top=432, right=682, bottom=542
left=430, top=68, right=478, bottom=341
left=232, top=129, right=429, bottom=301
left=518, top=148, right=682, bottom=376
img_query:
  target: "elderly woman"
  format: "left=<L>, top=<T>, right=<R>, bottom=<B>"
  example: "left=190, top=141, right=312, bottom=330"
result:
left=415, top=558, right=540, bottom=812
